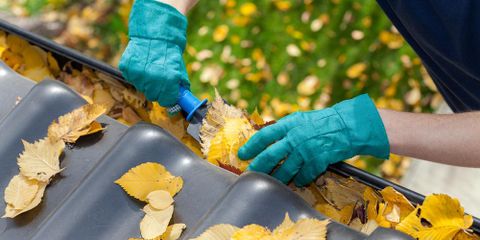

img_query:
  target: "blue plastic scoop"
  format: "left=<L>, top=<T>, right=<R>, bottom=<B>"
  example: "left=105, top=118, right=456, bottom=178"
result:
left=167, top=86, right=208, bottom=142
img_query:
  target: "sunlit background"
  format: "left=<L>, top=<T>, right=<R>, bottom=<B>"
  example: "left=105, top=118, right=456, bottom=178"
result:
left=0, top=0, right=446, bottom=181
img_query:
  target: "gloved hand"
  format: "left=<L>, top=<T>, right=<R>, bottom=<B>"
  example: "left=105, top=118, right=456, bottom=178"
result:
left=238, top=94, right=390, bottom=186
left=119, top=0, right=190, bottom=107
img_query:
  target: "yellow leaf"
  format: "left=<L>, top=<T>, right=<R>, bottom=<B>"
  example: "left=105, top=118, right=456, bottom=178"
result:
left=6, top=34, right=29, bottom=54
left=193, top=214, right=328, bottom=240
left=454, top=231, right=480, bottom=240
left=315, top=203, right=354, bottom=225
left=3, top=181, right=47, bottom=218
left=86, top=121, right=104, bottom=135
left=213, top=25, right=229, bottom=42
left=47, top=104, right=106, bottom=143
left=191, top=224, right=239, bottom=240
left=346, top=63, right=367, bottom=79
left=250, top=108, right=265, bottom=126
left=92, top=85, right=115, bottom=113
left=47, top=52, right=60, bottom=76
left=268, top=218, right=329, bottom=240
left=360, top=220, right=379, bottom=235
left=0, top=45, right=6, bottom=56
left=115, top=162, right=183, bottom=201
left=181, top=136, right=202, bottom=157
left=4, top=174, right=39, bottom=210
left=272, top=213, right=295, bottom=235
left=239, top=2, right=257, bottom=16
left=380, top=186, right=414, bottom=224
left=140, top=204, right=174, bottom=239
left=149, top=102, right=186, bottom=140
left=159, top=223, right=186, bottom=240
left=147, top=190, right=174, bottom=210
left=22, top=66, right=53, bottom=82
left=2, top=48, right=24, bottom=71
left=396, top=194, right=474, bottom=240
left=22, top=45, right=47, bottom=70
left=274, top=0, right=291, bottom=11
left=361, top=194, right=390, bottom=230
left=363, top=186, right=382, bottom=221
left=81, top=95, right=94, bottom=104
left=379, top=31, right=404, bottom=49
left=17, top=138, right=65, bottom=182
left=231, top=224, right=271, bottom=240
left=200, top=89, right=256, bottom=172
left=297, top=75, right=320, bottom=96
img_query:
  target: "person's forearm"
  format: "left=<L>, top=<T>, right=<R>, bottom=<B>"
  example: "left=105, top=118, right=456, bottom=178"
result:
left=378, top=109, right=480, bottom=167
left=156, top=0, right=199, bottom=15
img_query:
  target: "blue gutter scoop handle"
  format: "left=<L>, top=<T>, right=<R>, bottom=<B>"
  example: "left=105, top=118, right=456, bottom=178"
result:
left=178, top=86, right=208, bottom=121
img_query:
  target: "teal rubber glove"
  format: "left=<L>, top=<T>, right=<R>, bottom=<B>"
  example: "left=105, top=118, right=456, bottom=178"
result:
left=238, top=94, right=390, bottom=186
left=119, top=0, right=190, bottom=107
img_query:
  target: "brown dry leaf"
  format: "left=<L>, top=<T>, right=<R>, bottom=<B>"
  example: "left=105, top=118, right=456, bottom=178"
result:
left=92, top=84, right=115, bottom=112
left=122, top=88, right=146, bottom=109
left=122, top=106, right=142, bottom=125
left=60, top=71, right=94, bottom=98
left=140, top=204, right=174, bottom=239
left=122, top=89, right=150, bottom=122
left=17, top=137, right=65, bottom=182
left=4, top=174, right=39, bottom=210
left=396, top=194, right=475, bottom=240
left=291, top=186, right=317, bottom=206
left=115, top=162, right=183, bottom=201
left=316, top=173, right=366, bottom=209
left=200, top=89, right=256, bottom=172
left=3, top=181, right=47, bottom=218
left=47, top=104, right=106, bottom=143
left=191, top=224, right=239, bottom=240
left=147, top=190, right=174, bottom=210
